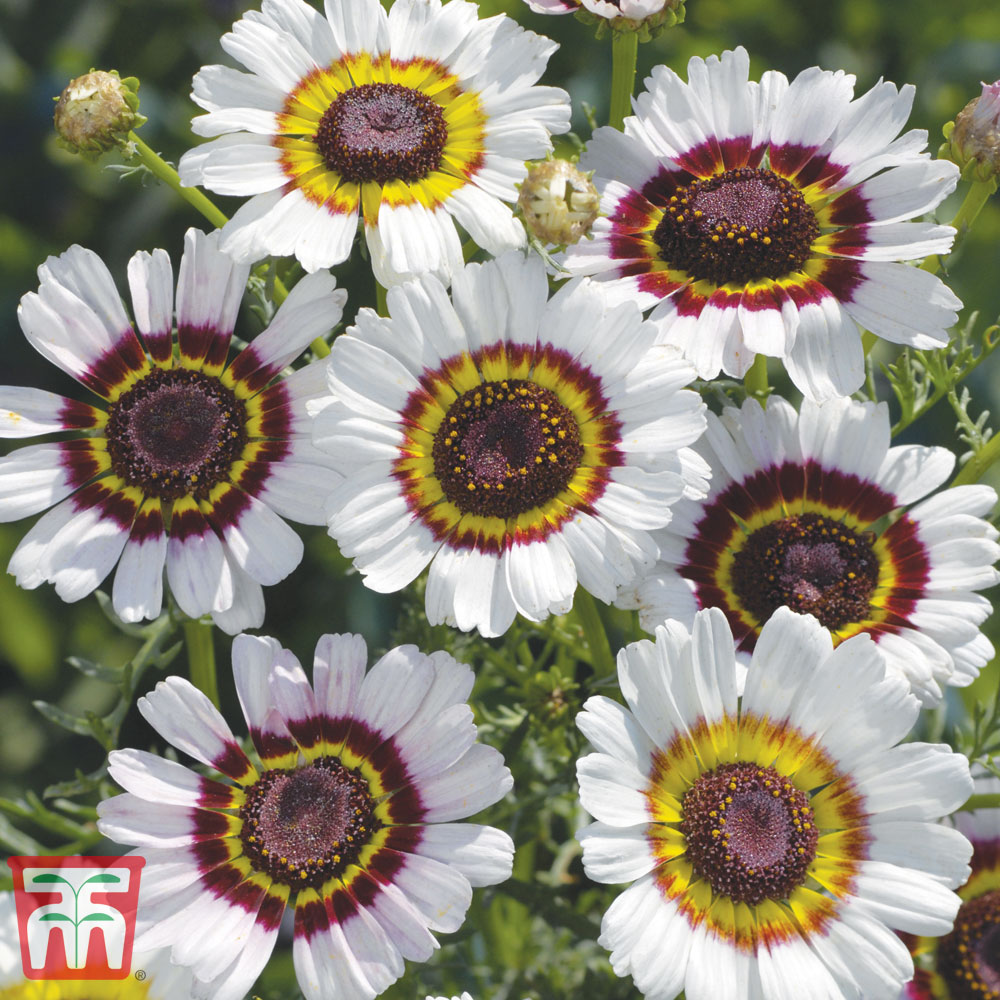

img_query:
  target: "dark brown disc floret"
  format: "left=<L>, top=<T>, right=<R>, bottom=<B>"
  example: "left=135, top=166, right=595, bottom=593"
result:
left=432, top=379, right=584, bottom=519
left=239, top=756, right=380, bottom=890
left=680, top=761, right=818, bottom=905
left=731, top=512, right=879, bottom=631
left=105, top=368, right=247, bottom=501
left=652, top=167, right=820, bottom=285
left=314, top=82, right=448, bottom=185
left=936, top=889, right=1000, bottom=1000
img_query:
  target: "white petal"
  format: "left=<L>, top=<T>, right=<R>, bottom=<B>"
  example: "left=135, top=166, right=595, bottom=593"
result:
left=875, top=443, right=954, bottom=505
left=445, top=183, right=526, bottom=255
left=416, top=743, right=513, bottom=822
left=576, top=751, right=651, bottom=827
left=112, top=511, right=167, bottom=623
left=577, top=694, right=655, bottom=773
left=425, top=545, right=517, bottom=638
left=505, top=535, right=577, bottom=621
left=166, top=515, right=233, bottom=617
left=389, top=851, right=473, bottom=935
left=212, top=491, right=303, bottom=586
left=837, top=261, right=959, bottom=348
left=0, top=387, right=100, bottom=439
left=412, top=823, right=514, bottom=888
left=138, top=676, right=247, bottom=775
left=210, top=554, right=266, bottom=635
left=312, top=632, right=368, bottom=722
left=354, top=644, right=435, bottom=740
left=577, top=822, right=657, bottom=883
left=783, top=292, right=864, bottom=401
left=849, top=742, right=972, bottom=821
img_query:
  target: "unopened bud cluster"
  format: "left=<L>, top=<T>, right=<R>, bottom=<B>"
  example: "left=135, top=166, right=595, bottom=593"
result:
left=53, top=70, right=145, bottom=158
left=577, top=0, right=685, bottom=40
left=518, top=159, right=601, bottom=247
left=942, top=81, right=1000, bottom=182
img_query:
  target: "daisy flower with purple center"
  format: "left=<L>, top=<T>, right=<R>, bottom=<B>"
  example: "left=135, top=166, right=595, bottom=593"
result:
left=623, top=395, right=1000, bottom=705
left=899, top=771, right=1000, bottom=1000
left=312, top=251, right=709, bottom=638
left=562, top=47, right=962, bottom=400
left=2, top=228, right=345, bottom=633
left=178, top=0, right=570, bottom=285
left=97, top=632, right=514, bottom=1000
left=577, top=606, right=973, bottom=1000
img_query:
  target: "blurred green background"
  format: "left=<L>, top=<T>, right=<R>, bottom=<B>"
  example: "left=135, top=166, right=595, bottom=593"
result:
left=0, top=0, right=998, bottom=996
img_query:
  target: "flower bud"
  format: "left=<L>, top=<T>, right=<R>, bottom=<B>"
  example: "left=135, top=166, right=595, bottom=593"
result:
left=518, top=159, right=601, bottom=246
left=580, top=0, right=685, bottom=41
left=942, top=81, right=1000, bottom=182
left=523, top=0, right=684, bottom=37
left=53, top=70, right=145, bottom=159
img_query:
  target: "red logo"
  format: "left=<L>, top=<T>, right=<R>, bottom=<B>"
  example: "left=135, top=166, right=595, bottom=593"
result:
left=8, top=856, right=145, bottom=980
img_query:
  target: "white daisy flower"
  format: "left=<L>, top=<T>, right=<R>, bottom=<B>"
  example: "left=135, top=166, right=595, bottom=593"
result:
left=623, top=395, right=1000, bottom=705
left=900, top=770, right=1000, bottom=1000
left=577, top=606, right=974, bottom=1000
left=0, top=891, right=196, bottom=999
left=562, top=47, right=963, bottom=400
left=2, top=228, right=345, bottom=634
left=178, top=0, right=571, bottom=285
left=312, top=251, right=709, bottom=638
left=97, top=632, right=514, bottom=1000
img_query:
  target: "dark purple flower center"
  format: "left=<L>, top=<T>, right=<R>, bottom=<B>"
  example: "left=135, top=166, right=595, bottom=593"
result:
left=105, top=368, right=247, bottom=501
left=680, top=761, right=817, bottom=905
left=239, top=756, right=379, bottom=890
left=937, top=889, right=1000, bottom=1000
left=432, top=379, right=584, bottom=519
left=314, top=82, right=448, bottom=185
left=652, top=167, right=819, bottom=285
left=731, top=512, right=879, bottom=631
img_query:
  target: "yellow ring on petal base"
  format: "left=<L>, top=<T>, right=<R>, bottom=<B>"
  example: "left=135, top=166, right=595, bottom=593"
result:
left=394, top=343, right=623, bottom=551
left=275, top=53, right=487, bottom=223
left=645, top=711, right=868, bottom=952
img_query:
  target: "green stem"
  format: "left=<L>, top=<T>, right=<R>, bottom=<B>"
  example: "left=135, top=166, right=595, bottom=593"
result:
left=950, top=430, right=1000, bottom=487
left=573, top=589, right=617, bottom=678
left=376, top=281, right=389, bottom=317
left=183, top=618, right=219, bottom=708
left=922, top=176, right=998, bottom=275
left=129, top=133, right=228, bottom=229
left=129, top=134, right=304, bottom=347
left=744, top=354, right=768, bottom=397
left=608, top=31, right=639, bottom=131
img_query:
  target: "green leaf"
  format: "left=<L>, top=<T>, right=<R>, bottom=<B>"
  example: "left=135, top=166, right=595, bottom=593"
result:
left=66, top=656, right=121, bottom=684
left=30, top=873, right=70, bottom=885
left=32, top=700, right=96, bottom=739
left=38, top=913, right=73, bottom=922
left=43, top=765, right=108, bottom=801
left=0, top=814, right=42, bottom=855
left=0, top=793, right=93, bottom=842
left=80, top=912, right=115, bottom=921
